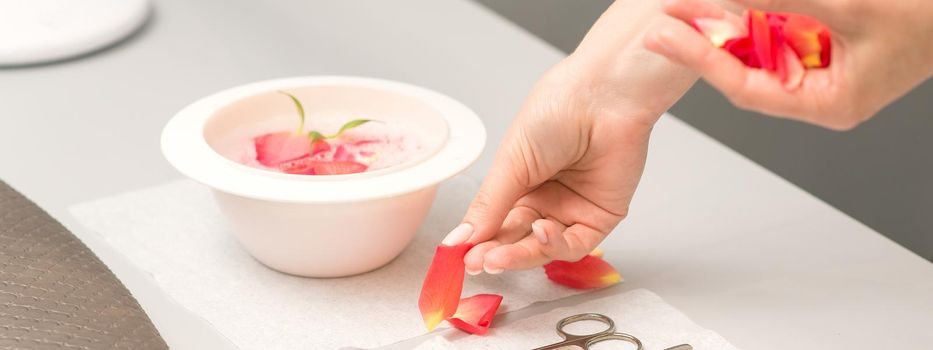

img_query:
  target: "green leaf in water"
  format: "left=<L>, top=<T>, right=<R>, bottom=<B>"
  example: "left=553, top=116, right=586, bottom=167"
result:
left=329, top=119, right=373, bottom=139
left=308, top=131, right=326, bottom=143
left=278, top=91, right=306, bottom=134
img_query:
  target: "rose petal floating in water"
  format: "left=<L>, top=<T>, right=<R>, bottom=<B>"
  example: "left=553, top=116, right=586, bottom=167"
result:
left=253, top=131, right=310, bottom=166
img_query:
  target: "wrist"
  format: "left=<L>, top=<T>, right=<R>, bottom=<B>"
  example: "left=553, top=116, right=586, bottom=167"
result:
left=558, top=48, right=694, bottom=127
left=560, top=1, right=703, bottom=124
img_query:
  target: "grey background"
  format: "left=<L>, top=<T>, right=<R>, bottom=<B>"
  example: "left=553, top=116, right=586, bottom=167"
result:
left=477, top=0, right=933, bottom=261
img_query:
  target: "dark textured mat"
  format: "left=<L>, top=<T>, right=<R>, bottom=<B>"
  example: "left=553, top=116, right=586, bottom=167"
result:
left=0, top=182, right=167, bottom=350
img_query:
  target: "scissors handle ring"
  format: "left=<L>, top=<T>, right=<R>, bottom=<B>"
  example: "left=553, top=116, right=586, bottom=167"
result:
left=587, top=332, right=644, bottom=350
left=555, top=313, right=615, bottom=338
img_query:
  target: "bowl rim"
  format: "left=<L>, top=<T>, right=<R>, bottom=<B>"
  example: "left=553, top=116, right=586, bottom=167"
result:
left=161, top=76, right=485, bottom=203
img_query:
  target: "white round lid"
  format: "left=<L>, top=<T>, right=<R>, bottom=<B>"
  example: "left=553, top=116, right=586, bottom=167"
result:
left=0, top=0, right=150, bottom=66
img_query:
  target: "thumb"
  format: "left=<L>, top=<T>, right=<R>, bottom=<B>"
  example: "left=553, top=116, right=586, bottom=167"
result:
left=442, top=142, right=534, bottom=246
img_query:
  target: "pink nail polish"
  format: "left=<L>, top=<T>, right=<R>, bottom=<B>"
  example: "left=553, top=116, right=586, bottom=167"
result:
left=441, top=223, right=474, bottom=246
left=484, top=264, right=504, bottom=275
left=532, top=222, right=548, bottom=244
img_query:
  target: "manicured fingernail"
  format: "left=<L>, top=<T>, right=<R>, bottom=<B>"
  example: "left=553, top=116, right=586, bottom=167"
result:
left=442, top=223, right=474, bottom=246
left=531, top=222, right=548, bottom=244
left=466, top=267, right=482, bottom=276
left=483, top=264, right=503, bottom=275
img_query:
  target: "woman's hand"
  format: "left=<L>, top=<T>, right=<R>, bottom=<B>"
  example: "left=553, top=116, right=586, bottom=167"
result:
left=644, top=0, right=933, bottom=130
left=441, top=0, right=703, bottom=274
left=442, top=59, right=654, bottom=274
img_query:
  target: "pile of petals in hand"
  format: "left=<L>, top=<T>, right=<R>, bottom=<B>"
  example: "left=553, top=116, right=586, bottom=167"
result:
left=692, top=9, right=832, bottom=89
left=417, top=244, right=621, bottom=335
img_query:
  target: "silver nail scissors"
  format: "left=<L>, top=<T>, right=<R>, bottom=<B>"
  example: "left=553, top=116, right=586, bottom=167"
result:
left=531, top=313, right=693, bottom=350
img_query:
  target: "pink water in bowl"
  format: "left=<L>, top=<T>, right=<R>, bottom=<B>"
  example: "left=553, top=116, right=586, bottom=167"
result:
left=235, top=121, right=423, bottom=176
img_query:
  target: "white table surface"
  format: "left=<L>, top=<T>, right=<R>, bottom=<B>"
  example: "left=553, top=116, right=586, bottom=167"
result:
left=0, top=0, right=930, bottom=349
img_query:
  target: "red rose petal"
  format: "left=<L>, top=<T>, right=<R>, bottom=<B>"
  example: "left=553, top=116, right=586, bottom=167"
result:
left=276, top=157, right=316, bottom=175
left=694, top=10, right=831, bottom=71
left=276, top=159, right=368, bottom=175
left=748, top=9, right=778, bottom=71
left=784, top=14, right=832, bottom=68
left=419, top=243, right=473, bottom=331
left=818, top=29, right=831, bottom=68
left=544, top=255, right=622, bottom=290
left=332, top=145, right=355, bottom=162
left=310, top=139, right=332, bottom=156
left=254, top=131, right=311, bottom=166
left=311, top=161, right=367, bottom=175
left=723, top=37, right=760, bottom=68
left=447, top=294, right=503, bottom=335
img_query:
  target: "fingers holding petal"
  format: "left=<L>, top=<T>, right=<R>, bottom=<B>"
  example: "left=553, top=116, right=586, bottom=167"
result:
left=482, top=220, right=610, bottom=272
left=539, top=221, right=609, bottom=262
left=482, top=236, right=550, bottom=272
left=646, top=22, right=828, bottom=120
left=464, top=241, right=499, bottom=275
left=463, top=205, right=542, bottom=274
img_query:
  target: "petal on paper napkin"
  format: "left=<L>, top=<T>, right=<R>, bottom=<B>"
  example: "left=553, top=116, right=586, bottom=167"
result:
left=254, top=131, right=310, bottom=166
left=544, top=255, right=622, bottom=290
left=419, top=243, right=473, bottom=331
left=447, top=294, right=503, bottom=335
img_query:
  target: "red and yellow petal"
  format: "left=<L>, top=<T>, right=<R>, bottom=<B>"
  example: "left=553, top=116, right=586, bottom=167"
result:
left=693, top=9, right=831, bottom=73
left=447, top=294, right=503, bottom=335
left=418, top=243, right=473, bottom=331
left=589, top=247, right=604, bottom=258
left=783, top=14, right=831, bottom=68
left=544, top=255, right=622, bottom=290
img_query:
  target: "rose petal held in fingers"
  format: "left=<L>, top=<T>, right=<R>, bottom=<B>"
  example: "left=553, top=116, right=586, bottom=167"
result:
left=447, top=294, right=503, bottom=335
left=783, top=14, right=832, bottom=68
left=419, top=243, right=473, bottom=331
left=544, top=255, right=622, bottom=290
left=749, top=9, right=781, bottom=71
left=589, top=247, right=604, bottom=258
left=253, top=132, right=311, bottom=166
left=692, top=18, right=746, bottom=47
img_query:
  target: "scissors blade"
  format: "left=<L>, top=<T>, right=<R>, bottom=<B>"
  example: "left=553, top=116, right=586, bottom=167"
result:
left=664, top=345, right=693, bottom=350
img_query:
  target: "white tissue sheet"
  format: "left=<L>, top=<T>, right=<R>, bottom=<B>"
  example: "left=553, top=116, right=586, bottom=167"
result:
left=70, top=177, right=584, bottom=349
left=416, top=289, right=740, bottom=350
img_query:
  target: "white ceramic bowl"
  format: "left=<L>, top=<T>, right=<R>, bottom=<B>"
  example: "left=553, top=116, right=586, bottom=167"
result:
left=161, top=76, right=485, bottom=277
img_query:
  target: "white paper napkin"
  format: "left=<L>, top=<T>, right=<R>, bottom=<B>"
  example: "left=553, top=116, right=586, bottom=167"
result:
left=415, top=288, right=740, bottom=350
left=70, top=177, right=584, bottom=349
